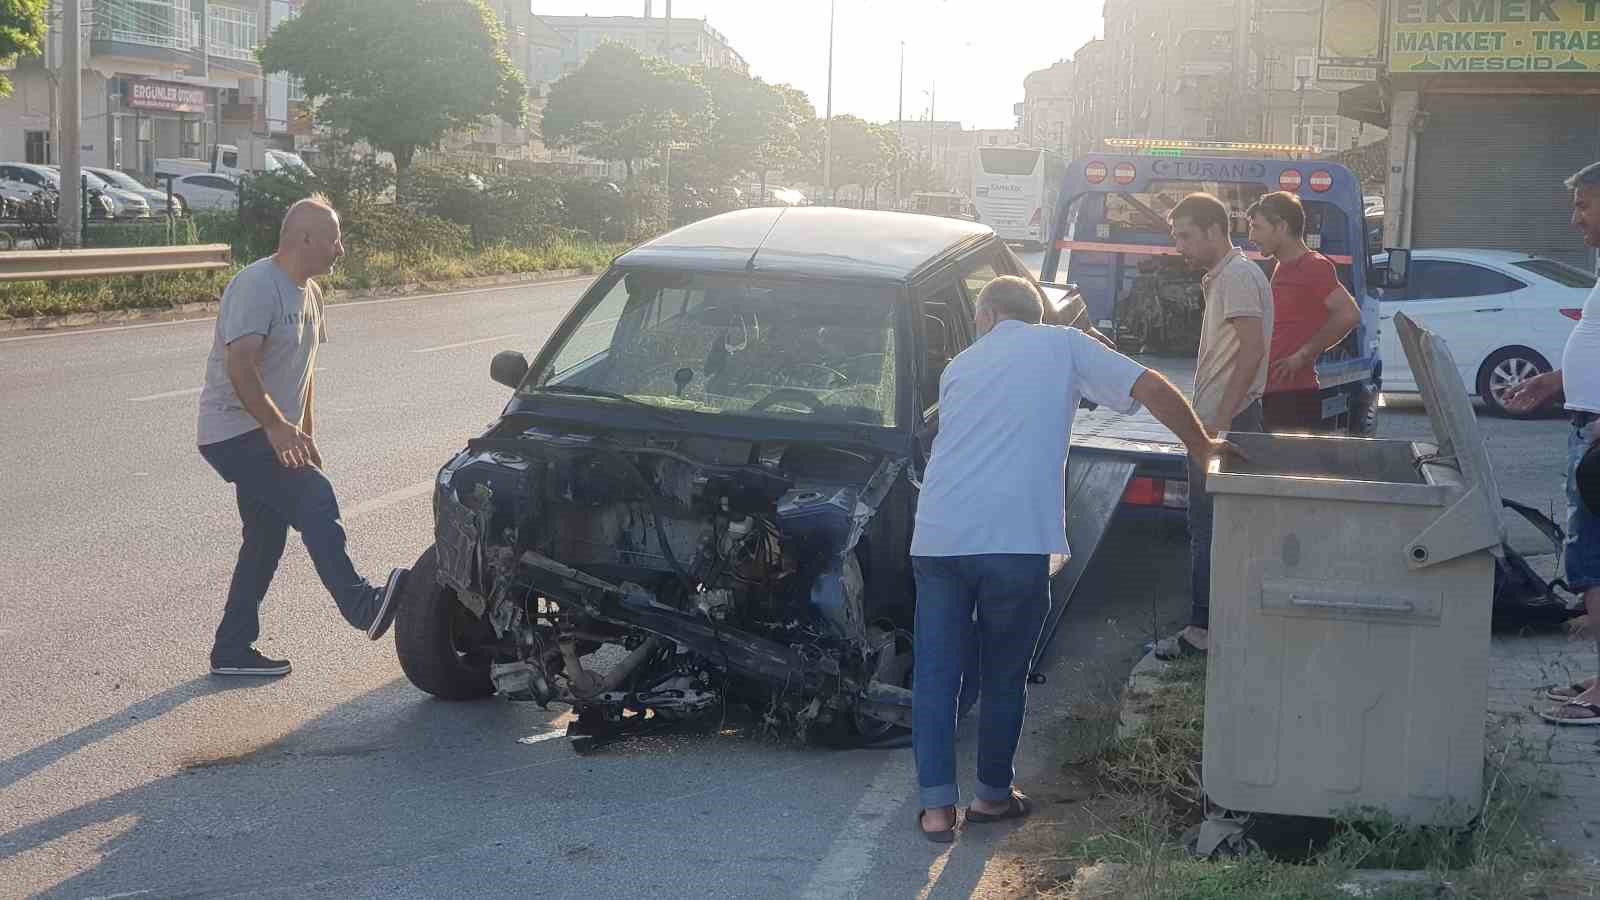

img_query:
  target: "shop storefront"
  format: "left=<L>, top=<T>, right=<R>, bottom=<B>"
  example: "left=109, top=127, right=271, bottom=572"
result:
left=1334, top=0, right=1600, bottom=266
left=107, top=76, right=217, bottom=176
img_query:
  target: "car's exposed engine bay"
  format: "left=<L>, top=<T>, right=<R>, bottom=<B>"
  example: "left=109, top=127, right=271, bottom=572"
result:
left=401, top=413, right=917, bottom=746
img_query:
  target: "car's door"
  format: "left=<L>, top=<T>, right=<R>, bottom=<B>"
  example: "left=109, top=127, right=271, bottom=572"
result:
left=1378, top=259, right=1526, bottom=393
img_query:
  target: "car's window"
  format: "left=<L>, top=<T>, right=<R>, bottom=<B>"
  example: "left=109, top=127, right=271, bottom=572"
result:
left=1513, top=258, right=1597, bottom=289
left=1404, top=261, right=1525, bottom=302
left=527, top=270, right=902, bottom=427
left=194, top=176, right=235, bottom=190
left=961, top=259, right=1001, bottom=300
left=919, top=280, right=968, bottom=415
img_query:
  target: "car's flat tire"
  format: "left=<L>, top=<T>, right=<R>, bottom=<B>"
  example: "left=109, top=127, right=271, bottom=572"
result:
left=394, top=545, right=496, bottom=701
left=1478, top=347, right=1551, bottom=419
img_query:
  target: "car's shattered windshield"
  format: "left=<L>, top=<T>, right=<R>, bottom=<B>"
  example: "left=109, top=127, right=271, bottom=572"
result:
left=523, top=270, right=902, bottom=427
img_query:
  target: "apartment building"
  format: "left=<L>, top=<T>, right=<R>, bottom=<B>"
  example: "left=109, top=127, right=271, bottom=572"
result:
left=1, top=0, right=272, bottom=173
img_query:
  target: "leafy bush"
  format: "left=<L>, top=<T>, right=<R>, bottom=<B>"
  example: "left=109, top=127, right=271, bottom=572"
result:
left=341, top=204, right=470, bottom=258
left=306, top=144, right=394, bottom=216
left=561, top=179, right=628, bottom=242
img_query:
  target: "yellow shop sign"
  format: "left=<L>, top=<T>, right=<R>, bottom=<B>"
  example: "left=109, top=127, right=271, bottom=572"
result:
left=1389, top=0, right=1600, bottom=72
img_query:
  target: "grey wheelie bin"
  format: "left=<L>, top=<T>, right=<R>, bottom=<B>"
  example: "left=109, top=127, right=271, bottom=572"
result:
left=1200, top=312, right=1505, bottom=827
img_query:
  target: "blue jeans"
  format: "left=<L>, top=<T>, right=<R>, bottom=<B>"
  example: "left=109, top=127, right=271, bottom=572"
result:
left=1187, top=399, right=1264, bottom=629
left=912, top=554, right=1051, bottom=810
left=198, top=428, right=379, bottom=655
left=1566, top=417, right=1600, bottom=592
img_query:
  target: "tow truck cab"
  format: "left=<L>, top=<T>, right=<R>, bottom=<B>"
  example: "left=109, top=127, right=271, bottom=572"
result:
left=1040, top=140, right=1408, bottom=519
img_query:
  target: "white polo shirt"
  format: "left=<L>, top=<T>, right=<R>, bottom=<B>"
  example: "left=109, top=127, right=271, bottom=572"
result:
left=911, top=320, right=1147, bottom=558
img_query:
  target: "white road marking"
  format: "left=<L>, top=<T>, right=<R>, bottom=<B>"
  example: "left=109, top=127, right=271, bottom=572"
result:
left=516, top=730, right=568, bottom=746
left=413, top=333, right=520, bottom=354
left=343, top=479, right=434, bottom=521
left=798, top=752, right=916, bottom=899
left=127, top=386, right=202, bottom=403
left=81, top=891, right=154, bottom=899
left=0, top=277, right=592, bottom=344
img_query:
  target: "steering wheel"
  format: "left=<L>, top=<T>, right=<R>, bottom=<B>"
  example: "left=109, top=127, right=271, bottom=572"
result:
left=779, top=361, right=848, bottom=388
left=750, top=387, right=825, bottom=414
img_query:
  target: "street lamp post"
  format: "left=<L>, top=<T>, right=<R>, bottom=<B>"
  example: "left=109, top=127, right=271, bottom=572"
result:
left=895, top=41, right=904, bottom=212
left=822, top=0, right=835, bottom=206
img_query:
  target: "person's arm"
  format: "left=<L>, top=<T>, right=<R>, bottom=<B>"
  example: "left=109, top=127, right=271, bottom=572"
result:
left=1505, top=369, right=1565, bottom=414
left=301, top=369, right=323, bottom=469
left=225, top=335, right=313, bottom=468
left=1270, top=273, right=1362, bottom=383
left=1130, top=368, right=1239, bottom=464
left=1212, top=315, right=1265, bottom=431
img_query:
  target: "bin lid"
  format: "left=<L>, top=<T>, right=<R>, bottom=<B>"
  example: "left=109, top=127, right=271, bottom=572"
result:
left=1393, top=312, right=1507, bottom=550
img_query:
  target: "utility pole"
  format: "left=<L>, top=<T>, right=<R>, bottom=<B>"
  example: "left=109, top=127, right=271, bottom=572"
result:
left=58, top=0, right=83, bottom=247
left=895, top=41, right=903, bottom=211
left=663, top=0, right=672, bottom=63
left=822, top=0, right=835, bottom=205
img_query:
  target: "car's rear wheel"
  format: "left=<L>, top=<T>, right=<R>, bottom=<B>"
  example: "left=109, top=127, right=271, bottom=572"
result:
left=1478, top=347, right=1551, bottom=418
left=395, top=545, right=496, bottom=700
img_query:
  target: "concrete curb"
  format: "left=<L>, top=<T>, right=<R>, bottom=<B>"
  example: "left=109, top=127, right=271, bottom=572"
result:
left=0, top=267, right=599, bottom=335
left=1115, top=648, right=1172, bottom=741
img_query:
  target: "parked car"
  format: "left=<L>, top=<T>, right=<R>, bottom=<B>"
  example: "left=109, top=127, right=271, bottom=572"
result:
left=84, top=167, right=186, bottom=218
left=392, top=207, right=1075, bottom=747
left=1373, top=249, right=1594, bottom=416
left=54, top=167, right=151, bottom=219
left=0, top=163, right=116, bottom=219
left=170, top=172, right=240, bottom=212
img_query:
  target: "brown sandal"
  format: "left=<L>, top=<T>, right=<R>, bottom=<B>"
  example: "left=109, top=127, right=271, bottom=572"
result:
left=917, top=807, right=956, bottom=843
left=965, top=790, right=1031, bottom=824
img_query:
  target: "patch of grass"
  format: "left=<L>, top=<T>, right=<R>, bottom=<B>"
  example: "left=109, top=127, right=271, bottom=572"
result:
left=1037, top=657, right=1576, bottom=900
left=0, top=239, right=626, bottom=320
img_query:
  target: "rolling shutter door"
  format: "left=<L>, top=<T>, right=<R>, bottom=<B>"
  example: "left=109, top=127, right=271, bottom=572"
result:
left=1413, top=95, right=1599, bottom=267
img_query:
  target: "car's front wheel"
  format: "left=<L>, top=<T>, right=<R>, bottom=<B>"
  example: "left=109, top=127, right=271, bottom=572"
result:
left=1479, top=347, right=1551, bottom=418
left=394, top=545, right=496, bottom=700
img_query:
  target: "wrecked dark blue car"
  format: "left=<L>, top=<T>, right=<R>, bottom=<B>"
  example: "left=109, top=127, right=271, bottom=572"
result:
left=393, top=207, right=1080, bottom=746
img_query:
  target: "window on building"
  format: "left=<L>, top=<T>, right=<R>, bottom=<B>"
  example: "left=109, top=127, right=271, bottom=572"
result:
left=287, top=76, right=306, bottom=102
left=1292, top=115, right=1338, bottom=150
left=24, top=131, right=52, bottom=165
left=1294, top=55, right=1315, bottom=79
left=102, top=0, right=194, bottom=50
left=208, top=4, right=259, bottom=60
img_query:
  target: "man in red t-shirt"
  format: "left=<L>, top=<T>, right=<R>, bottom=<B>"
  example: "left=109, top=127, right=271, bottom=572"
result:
left=1246, top=191, right=1362, bottom=432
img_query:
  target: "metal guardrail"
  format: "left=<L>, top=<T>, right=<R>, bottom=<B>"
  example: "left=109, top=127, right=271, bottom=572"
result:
left=0, top=243, right=233, bottom=282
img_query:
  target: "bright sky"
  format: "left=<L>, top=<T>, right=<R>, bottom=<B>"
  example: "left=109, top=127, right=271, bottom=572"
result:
left=534, top=1, right=1103, bottom=130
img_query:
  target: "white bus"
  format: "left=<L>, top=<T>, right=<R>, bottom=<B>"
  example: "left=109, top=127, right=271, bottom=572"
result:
left=972, top=146, right=1067, bottom=249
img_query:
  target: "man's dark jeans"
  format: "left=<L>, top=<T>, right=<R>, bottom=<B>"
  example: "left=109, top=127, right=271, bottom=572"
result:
left=1187, top=399, right=1264, bottom=630
left=199, top=428, right=378, bottom=655
left=912, top=553, right=1050, bottom=810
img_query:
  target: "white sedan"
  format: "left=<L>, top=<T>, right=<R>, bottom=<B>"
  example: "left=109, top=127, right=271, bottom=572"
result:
left=170, top=172, right=239, bottom=212
left=1375, top=249, right=1594, bottom=417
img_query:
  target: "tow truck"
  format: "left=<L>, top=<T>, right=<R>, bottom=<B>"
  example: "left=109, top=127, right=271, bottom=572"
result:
left=1027, top=139, right=1405, bottom=673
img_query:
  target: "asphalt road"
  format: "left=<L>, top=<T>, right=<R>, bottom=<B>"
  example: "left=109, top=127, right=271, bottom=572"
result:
left=0, top=278, right=1196, bottom=900
left=0, top=268, right=1573, bottom=899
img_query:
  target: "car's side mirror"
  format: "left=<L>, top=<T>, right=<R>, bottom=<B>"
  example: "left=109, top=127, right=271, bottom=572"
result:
left=1383, top=248, right=1411, bottom=289
left=490, top=350, right=530, bottom=390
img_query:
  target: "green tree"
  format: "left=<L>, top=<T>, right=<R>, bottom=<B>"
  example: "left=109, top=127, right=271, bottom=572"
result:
left=259, top=0, right=526, bottom=199
left=0, top=0, right=48, bottom=98
left=678, top=68, right=809, bottom=196
left=826, top=115, right=892, bottom=203
left=542, top=42, right=712, bottom=180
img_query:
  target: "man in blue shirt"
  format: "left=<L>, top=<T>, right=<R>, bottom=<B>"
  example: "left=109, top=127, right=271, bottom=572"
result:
left=911, top=275, right=1234, bottom=841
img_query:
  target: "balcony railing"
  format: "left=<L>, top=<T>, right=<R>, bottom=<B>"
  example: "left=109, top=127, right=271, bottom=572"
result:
left=90, top=0, right=258, bottom=63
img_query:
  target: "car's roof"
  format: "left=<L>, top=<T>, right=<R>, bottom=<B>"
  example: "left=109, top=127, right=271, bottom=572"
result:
left=614, top=207, right=993, bottom=283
